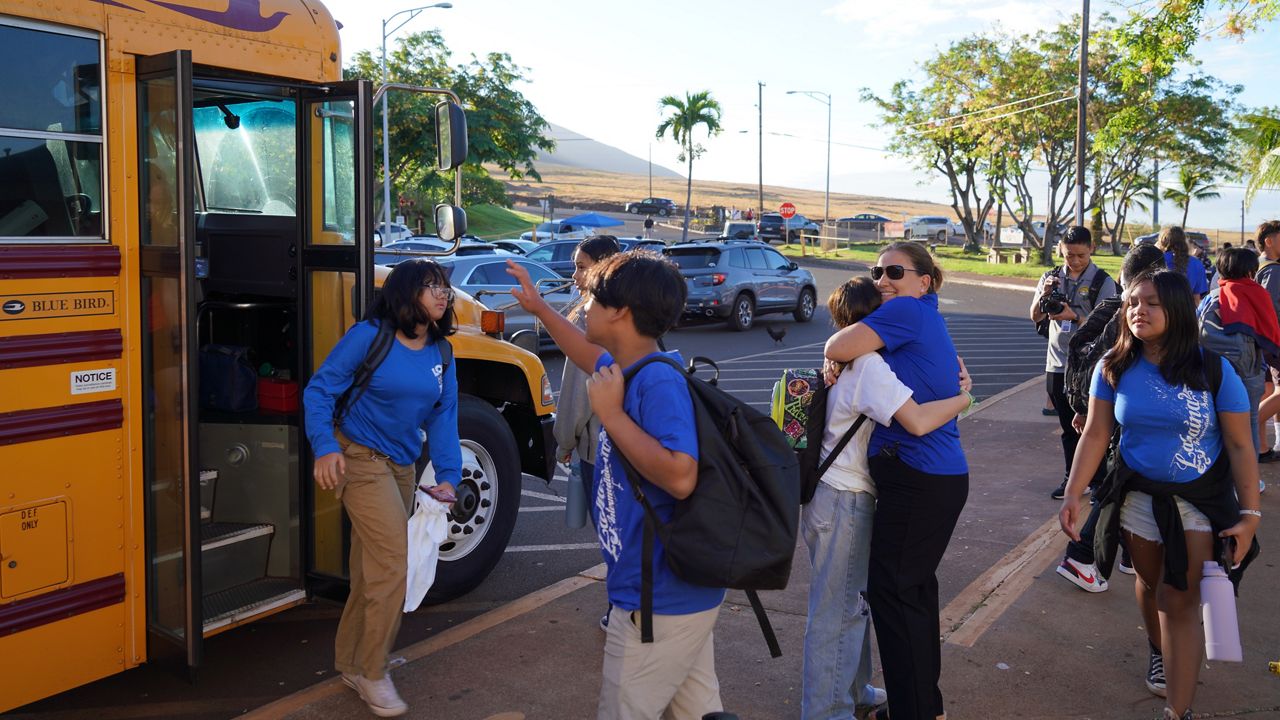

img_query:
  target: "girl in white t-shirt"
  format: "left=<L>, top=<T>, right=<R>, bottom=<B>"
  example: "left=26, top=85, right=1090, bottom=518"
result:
left=802, top=277, right=971, bottom=720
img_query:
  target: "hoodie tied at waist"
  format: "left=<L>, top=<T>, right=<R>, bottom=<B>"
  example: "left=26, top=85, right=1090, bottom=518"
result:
left=1093, top=452, right=1260, bottom=592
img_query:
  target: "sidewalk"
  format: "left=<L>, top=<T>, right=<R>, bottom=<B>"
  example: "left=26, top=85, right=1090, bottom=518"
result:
left=250, top=379, right=1280, bottom=720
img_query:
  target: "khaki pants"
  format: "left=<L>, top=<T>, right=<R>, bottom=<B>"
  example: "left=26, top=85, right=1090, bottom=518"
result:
left=333, top=433, right=417, bottom=679
left=597, top=604, right=722, bottom=720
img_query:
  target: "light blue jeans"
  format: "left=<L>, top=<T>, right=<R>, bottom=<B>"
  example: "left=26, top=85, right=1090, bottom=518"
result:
left=801, top=482, right=880, bottom=720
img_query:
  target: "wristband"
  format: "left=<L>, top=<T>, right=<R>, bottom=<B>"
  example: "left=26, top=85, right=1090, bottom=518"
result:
left=965, top=390, right=977, bottom=410
left=1240, top=509, right=1262, bottom=518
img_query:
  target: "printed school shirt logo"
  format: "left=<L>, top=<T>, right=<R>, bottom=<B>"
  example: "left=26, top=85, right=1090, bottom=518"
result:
left=1173, top=386, right=1213, bottom=473
left=432, top=363, right=444, bottom=394
left=594, top=426, right=623, bottom=562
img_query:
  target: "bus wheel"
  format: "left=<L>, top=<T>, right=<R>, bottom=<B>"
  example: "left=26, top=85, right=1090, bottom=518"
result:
left=420, top=395, right=521, bottom=603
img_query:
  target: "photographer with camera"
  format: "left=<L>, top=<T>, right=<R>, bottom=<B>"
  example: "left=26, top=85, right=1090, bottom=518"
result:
left=1031, top=226, right=1117, bottom=500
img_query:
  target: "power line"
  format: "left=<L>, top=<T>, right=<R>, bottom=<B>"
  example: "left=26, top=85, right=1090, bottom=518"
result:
left=900, top=90, right=1072, bottom=129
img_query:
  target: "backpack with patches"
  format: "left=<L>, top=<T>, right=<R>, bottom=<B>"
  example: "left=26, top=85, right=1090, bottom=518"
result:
left=617, top=355, right=800, bottom=657
left=771, top=368, right=868, bottom=504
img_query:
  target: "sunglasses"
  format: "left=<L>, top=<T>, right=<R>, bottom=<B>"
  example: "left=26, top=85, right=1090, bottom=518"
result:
left=870, top=264, right=924, bottom=281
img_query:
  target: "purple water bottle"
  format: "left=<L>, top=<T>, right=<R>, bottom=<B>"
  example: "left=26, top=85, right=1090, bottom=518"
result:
left=1201, top=560, right=1242, bottom=662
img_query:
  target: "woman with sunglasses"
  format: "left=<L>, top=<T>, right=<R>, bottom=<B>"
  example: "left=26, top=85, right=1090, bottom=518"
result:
left=823, top=242, right=968, bottom=720
left=1060, top=269, right=1260, bottom=720
left=303, top=258, right=462, bottom=718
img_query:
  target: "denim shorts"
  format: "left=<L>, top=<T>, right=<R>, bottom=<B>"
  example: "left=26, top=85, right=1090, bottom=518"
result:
left=1120, top=490, right=1212, bottom=542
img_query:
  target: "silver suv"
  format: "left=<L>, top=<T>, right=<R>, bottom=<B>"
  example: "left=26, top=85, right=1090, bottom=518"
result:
left=904, top=215, right=957, bottom=243
left=664, top=241, right=818, bottom=331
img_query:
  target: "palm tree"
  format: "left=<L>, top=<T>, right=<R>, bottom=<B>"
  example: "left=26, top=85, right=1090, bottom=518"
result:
left=1236, top=109, right=1280, bottom=206
left=656, top=91, right=723, bottom=243
left=1162, top=166, right=1220, bottom=228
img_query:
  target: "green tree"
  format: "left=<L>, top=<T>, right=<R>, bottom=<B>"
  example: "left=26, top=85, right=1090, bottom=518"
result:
left=1163, top=165, right=1221, bottom=227
left=1236, top=108, right=1280, bottom=205
left=656, top=91, right=723, bottom=243
left=1117, top=1, right=1279, bottom=88
left=345, top=31, right=554, bottom=223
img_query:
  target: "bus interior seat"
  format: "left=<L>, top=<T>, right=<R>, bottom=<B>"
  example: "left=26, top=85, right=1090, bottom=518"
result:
left=0, top=144, right=74, bottom=237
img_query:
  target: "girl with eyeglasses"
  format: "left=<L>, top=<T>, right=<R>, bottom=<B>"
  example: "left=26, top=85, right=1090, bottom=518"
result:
left=302, top=258, right=462, bottom=717
left=822, top=242, right=969, bottom=720
left=1060, top=269, right=1260, bottom=720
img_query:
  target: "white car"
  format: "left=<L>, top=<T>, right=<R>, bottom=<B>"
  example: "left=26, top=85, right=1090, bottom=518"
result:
left=903, top=216, right=956, bottom=243
left=520, top=221, right=592, bottom=243
left=373, top=222, right=413, bottom=246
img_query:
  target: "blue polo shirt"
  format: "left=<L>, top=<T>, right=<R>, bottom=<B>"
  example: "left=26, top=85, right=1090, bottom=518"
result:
left=1165, top=252, right=1210, bottom=296
left=860, top=294, right=968, bottom=475
left=591, top=350, right=724, bottom=615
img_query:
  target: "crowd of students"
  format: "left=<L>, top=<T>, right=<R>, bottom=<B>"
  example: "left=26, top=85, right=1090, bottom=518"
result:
left=301, top=224, right=1267, bottom=719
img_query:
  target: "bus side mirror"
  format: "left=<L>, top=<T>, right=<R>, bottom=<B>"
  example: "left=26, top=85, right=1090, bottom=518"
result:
left=435, top=101, right=469, bottom=171
left=435, top=204, right=467, bottom=241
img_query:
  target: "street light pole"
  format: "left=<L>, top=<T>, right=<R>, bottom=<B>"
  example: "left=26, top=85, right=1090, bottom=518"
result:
left=380, top=3, right=452, bottom=242
left=1073, top=0, right=1090, bottom=227
left=758, top=81, right=765, bottom=221
left=787, top=90, right=832, bottom=226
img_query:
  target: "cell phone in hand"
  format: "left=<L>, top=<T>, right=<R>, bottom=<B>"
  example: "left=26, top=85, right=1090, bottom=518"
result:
left=424, top=485, right=456, bottom=503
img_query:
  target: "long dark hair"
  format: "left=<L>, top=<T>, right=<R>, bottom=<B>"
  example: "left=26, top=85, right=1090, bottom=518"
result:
left=369, top=258, right=456, bottom=341
left=567, top=235, right=622, bottom=322
left=1157, top=226, right=1189, bottom=275
left=1103, top=269, right=1206, bottom=390
left=828, top=277, right=882, bottom=329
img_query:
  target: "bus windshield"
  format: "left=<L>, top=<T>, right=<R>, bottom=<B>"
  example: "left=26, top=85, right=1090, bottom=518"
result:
left=193, top=97, right=297, bottom=215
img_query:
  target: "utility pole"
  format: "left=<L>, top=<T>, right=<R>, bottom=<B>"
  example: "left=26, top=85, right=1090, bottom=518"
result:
left=648, top=143, right=652, bottom=198
left=1242, top=198, right=1246, bottom=244
left=1152, top=159, right=1160, bottom=227
left=1073, top=0, right=1090, bottom=227
left=758, top=81, right=765, bottom=220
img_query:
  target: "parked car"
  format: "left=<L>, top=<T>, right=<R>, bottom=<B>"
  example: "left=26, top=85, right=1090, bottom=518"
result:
left=1135, top=231, right=1210, bottom=252
left=491, top=238, right=539, bottom=255
left=619, top=237, right=667, bottom=252
left=721, top=220, right=759, bottom=241
left=1031, top=221, right=1069, bottom=242
left=375, top=237, right=514, bottom=266
left=520, top=221, right=592, bottom=243
left=373, top=221, right=413, bottom=246
left=435, top=255, right=576, bottom=350
left=624, top=197, right=678, bottom=216
left=903, top=216, right=957, bottom=243
left=757, top=213, right=820, bottom=244
left=663, top=241, right=818, bottom=331
left=522, top=239, right=580, bottom=277
left=835, top=213, right=891, bottom=231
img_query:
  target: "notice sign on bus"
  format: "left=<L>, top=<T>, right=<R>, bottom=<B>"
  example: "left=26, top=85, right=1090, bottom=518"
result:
left=71, top=368, right=117, bottom=395
left=0, top=291, right=115, bottom=321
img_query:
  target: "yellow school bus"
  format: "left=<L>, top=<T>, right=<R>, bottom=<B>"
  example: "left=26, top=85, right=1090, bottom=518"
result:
left=0, top=0, right=557, bottom=710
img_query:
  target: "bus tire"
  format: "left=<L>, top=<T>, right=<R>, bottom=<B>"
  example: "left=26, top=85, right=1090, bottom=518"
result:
left=420, top=394, right=522, bottom=604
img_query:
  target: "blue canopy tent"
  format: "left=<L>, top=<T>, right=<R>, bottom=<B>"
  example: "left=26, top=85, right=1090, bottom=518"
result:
left=559, top=211, right=625, bottom=228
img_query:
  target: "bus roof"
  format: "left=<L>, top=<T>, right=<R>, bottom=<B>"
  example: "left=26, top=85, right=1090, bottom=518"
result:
left=5, top=0, right=342, bottom=82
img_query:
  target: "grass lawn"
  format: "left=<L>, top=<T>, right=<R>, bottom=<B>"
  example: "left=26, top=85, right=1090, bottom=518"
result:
left=777, top=242, right=1124, bottom=282
left=416, top=204, right=542, bottom=239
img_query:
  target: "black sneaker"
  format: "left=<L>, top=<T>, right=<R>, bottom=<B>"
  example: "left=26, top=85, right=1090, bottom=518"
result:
left=1161, top=708, right=1191, bottom=720
left=1051, top=482, right=1091, bottom=501
left=1147, top=642, right=1167, bottom=697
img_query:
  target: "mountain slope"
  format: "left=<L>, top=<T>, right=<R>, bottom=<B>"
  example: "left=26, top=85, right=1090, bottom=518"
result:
left=537, top=123, right=682, bottom=178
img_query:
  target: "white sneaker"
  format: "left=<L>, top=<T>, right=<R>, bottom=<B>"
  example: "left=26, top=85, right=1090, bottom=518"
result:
left=856, top=685, right=887, bottom=719
left=342, top=672, right=408, bottom=717
left=1056, top=557, right=1108, bottom=592
left=1261, top=478, right=1267, bottom=495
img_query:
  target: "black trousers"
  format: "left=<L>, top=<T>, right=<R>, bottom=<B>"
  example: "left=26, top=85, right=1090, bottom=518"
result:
left=867, top=452, right=969, bottom=720
left=1046, top=371, right=1106, bottom=487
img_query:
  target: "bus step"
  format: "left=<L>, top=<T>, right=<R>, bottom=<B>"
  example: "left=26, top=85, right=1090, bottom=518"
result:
left=203, top=577, right=306, bottom=635
left=199, top=469, right=218, bottom=517
left=201, top=522, right=273, bottom=596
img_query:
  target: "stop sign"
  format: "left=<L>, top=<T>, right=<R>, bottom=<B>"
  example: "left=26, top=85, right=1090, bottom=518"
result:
left=779, top=202, right=797, bottom=219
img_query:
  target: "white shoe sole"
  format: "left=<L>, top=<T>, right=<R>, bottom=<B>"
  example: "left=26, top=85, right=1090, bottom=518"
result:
left=1055, top=563, right=1108, bottom=593
left=1146, top=679, right=1167, bottom=698
left=342, top=675, right=408, bottom=717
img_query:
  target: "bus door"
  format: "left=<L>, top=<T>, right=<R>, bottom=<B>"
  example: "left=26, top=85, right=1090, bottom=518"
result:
left=136, top=50, right=201, bottom=669
left=296, top=81, right=375, bottom=597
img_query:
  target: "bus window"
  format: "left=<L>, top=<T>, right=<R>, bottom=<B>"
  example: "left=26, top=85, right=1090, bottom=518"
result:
left=319, top=100, right=356, bottom=244
left=193, top=98, right=297, bottom=216
left=0, top=21, right=104, bottom=241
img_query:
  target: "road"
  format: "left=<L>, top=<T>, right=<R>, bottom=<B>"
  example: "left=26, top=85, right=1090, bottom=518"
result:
left=17, top=258, right=1046, bottom=720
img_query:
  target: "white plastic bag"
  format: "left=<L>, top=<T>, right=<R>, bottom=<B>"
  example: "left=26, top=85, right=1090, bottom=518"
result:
left=404, top=488, right=450, bottom=612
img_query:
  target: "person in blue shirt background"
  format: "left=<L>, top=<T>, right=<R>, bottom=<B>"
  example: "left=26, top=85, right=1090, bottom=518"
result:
left=1059, top=269, right=1260, bottom=720
left=303, top=258, right=462, bottom=718
left=823, top=242, right=971, bottom=720
left=1157, top=226, right=1210, bottom=302
left=506, top=252, right=723, bottom=720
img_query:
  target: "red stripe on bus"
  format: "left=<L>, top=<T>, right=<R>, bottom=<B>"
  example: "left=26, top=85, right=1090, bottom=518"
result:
left=0, top=574, right=126, bottom=636
left=0, top=399, right=123, bottom=446
left=0, top=330, right=123, bottom=370
left=0, top=245, right=121, bottom=279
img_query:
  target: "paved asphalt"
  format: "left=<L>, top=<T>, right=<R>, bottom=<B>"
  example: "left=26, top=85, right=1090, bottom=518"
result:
left=16, top=225, right=1051, bottom=719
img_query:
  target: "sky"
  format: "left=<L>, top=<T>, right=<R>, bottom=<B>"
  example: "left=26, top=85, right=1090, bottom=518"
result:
left=325, top=0, right=1280, bottom=232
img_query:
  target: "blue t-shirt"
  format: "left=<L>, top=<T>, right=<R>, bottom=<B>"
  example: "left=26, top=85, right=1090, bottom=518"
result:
left=860, top=294, right=968, bottom=475
left=303, top=320, right=462, bottom=481
left=1165, top=252, right=1209, bottom=296
left=591, top=350, right=724, bottom=615
left=1091, top=355, right=1248, bottom=483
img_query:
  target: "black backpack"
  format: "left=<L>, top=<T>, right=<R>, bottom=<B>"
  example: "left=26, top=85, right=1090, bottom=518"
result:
left=332, top=319, right=453, bottom=425
left=617, top=355, right=800, bottom=658
left=1064, top=297, right=1123, bottom=416
left=796, top=381, right=869, bottom=504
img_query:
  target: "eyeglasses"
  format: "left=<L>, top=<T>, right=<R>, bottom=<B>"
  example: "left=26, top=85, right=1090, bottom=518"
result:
left=870, top=265, right=924, bottom=281
left=422, top=283, right=454, bottom=298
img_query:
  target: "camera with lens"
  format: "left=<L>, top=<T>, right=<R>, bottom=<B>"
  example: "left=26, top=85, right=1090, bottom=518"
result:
left=1039, top=281, right=1068, bottom=316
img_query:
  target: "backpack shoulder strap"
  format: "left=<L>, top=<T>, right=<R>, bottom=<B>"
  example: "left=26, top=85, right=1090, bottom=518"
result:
left=1087, top=268, right=1111, bottom=306
left=333, top=319, right=396, bottom=425
left=1202, top=347, right=1223, bottom=396
left=816, top=415, right=869, bottom=481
